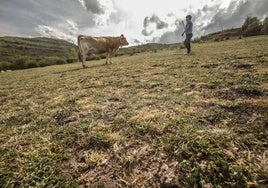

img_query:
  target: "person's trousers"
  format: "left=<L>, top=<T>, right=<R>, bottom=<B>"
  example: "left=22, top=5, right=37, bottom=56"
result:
left=184, top=33, right=193, bottom=54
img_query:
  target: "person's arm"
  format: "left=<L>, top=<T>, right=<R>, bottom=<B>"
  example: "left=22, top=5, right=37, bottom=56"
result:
left=184, top=22, right=189, bottom=33
left=181, top=23, right=189, bottom=36
left=181, top=21, right=187, bottom=36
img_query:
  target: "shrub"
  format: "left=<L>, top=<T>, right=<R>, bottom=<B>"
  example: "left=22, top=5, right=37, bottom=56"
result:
left=10, top=56, right=31, bottom=69
left=86, top=54, right=102, bottom=61
left=38, top=56, right=65, bottom=67
left=56, top=59, right=66, bottom=65
left=0, top=61, right=12, bottom=70
left=66, top=59, right=74, bottom=63
left=261, top=17, right=268, bottom=34
left=67, top=48, right=78, bottom=63
left=99, top=54, right=106, bottom=59
left=242, top=17, right=262, bottom=36
left=26, top=61, right=38, bottom=68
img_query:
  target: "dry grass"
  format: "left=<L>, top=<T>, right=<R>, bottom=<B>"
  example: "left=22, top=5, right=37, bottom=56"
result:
left=0, top=36, right=268, bottom=187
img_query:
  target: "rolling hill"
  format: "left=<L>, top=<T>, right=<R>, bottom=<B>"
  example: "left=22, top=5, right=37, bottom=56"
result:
left=0, top=37, right=77, bottom=61
left=194, top=28, right=242, bottom=42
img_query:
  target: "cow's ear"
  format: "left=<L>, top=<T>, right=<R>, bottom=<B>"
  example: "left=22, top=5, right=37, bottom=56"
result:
left=120, top=34, right=124, bottom=38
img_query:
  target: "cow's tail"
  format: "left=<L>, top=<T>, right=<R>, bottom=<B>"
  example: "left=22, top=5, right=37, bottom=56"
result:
left=77, top=35, right=83, bottom=62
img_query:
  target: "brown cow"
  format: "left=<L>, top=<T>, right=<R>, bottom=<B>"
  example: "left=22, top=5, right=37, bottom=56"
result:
left=77, top=34, right=129, bottom=68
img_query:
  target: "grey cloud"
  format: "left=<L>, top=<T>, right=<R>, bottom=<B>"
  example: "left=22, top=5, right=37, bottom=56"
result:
left=60, top=20, right=79, bottom=37
left=202, top=5, right=216, bottom=12
left=158, top=29, right=181, bottom=44
left=0, top=0, right=94, bottom=36
left=78, top=0, right=104, bottom=14
left=143, top=17, right=150, bottom=27
left=202, top=0, right=268, bottom=34
left=0, top=0, right=127, bottom=40
left=36, top=20, right=79, bottom=43
left=142, top=14, right=168, bottom=36
left=167, top=13, right=176, bottom=17
left=0, top=0, right=102, bottom=40
left=77, top=0, right=127, bottom=26
left=143, top=14, right=168, bottom=29
left=110, top=5, right=129, bottom=24
left=142, top=29, right=154, bottom=36
left=36, top=25, right=76, bottom=43
left=133, top=39, right=141, bottom=44
left=157, top=18, right=185, bottom=44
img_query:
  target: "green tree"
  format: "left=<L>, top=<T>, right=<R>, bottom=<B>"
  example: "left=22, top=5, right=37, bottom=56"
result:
left=261, top=17, right=268, bottom=34
left=67, top=48, right=78, bottom=63
left=0, top=61, right=11, bottom=70
left=242, top=17, right=262, bottom=36
left=11, top=56, right=31, bottom=69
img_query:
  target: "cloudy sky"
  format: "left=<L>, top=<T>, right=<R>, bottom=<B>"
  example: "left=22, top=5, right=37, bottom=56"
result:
left=0, top=0, right=267, bottom=45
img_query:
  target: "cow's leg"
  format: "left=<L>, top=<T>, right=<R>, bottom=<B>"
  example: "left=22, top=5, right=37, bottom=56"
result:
left=82, top=54, right=87, bottom=68
left=109, top=53, right=113, bottom=64
left=105, top=53, right=109, bottom=64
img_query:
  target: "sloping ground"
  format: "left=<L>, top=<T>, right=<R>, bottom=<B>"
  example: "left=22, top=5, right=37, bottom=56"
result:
left=0, top=37, right=77, bottom=61
left=0, top=36, right=267, bottom=187
left=196, top=28, right=242, bottom=42
left=207, top=28, right=242, bottom=39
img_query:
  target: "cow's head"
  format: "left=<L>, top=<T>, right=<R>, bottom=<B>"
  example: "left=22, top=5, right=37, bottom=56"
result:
left=119, top=34, right=129, bottom=46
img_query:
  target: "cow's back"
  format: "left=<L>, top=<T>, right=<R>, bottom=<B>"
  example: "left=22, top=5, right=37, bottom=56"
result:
left=81, top=36, right=110, bottom=54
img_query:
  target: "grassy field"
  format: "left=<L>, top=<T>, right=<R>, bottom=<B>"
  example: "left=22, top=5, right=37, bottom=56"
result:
left=0, top=36, right=267, bottom=187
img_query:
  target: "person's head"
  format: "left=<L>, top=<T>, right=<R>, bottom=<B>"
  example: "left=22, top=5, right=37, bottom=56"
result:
left=186, top=15, right=192, bottom=21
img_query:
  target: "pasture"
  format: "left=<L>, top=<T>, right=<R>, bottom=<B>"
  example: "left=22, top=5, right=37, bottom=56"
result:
left=0, top=36, right=267, bottom=187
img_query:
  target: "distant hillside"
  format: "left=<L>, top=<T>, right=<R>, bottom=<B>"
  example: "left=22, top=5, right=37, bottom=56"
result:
left=194, top=28, right=242, bottom=42
left=118, top=43, right=178, bottom=56
left=0, top=37, right=77, bottom=61
left=0, top=37, right=78, bottom=70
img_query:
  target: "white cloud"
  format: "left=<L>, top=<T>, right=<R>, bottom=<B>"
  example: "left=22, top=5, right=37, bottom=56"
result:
left=77, top=0, right=86, bottom=10
left=66, top=20, right=79, bottom=36
left=95, top=0, right=115, bottom=25
left=35, top=20, right=79, bottom=43
left=77, top=0, right=116, bottom=26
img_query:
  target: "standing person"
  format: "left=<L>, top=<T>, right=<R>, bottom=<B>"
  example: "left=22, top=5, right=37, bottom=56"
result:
left=183, top=15, right=193, bottom=55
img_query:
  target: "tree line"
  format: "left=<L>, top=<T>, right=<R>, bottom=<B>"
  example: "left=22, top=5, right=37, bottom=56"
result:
left=242, top=16, right=268, bottom=36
